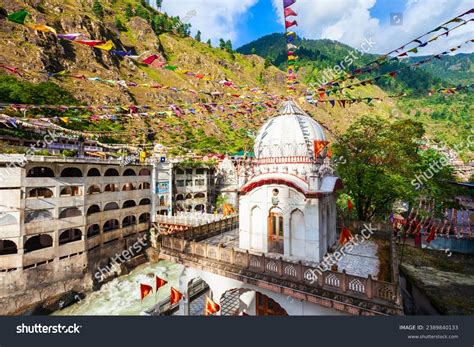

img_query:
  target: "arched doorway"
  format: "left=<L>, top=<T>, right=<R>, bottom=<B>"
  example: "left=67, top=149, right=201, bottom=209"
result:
left=268, top=207, right=284, bottom=254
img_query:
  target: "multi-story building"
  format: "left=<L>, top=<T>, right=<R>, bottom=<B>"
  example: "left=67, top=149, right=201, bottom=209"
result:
left=0, top=155, right=153, bottom=313
left=172, top=163, right=216, bottom=213
left=153, top=159, right=172, bottom=217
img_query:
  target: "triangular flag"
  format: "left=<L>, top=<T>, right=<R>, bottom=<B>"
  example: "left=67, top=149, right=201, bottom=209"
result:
left=142, top=54, right=159, bottom=65
left=283, top=0, right=296, bottom=8
left=95, top=40, right=114, bottom=51
left=140, top=283, right=153, bottom=300
left=156, top=276, right=167, bottom=291
left=205, top=297, right=221, bottom=316
left=284, top=7, right=297, bottom=17
left=27, top=24, right=57, bottom=34
left=170, top=287, right=183, bottom=305
left=7, top=9, right=29, bottom=25
left=285, top=20, right=298, bottom=29
left=338, top=227, right=353, bottom=245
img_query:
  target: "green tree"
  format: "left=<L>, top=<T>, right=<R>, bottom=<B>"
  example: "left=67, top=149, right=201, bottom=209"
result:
left=92, top=0, right=104, bottom=19
left=206, top=38, right=211, bottom=46
left=125, top=4, right=134, bottom=20
left=251, top=47, right=256, bottom=54
left=219, top=38, right=226, bottom=49
left=225, top=39, right=233, bottom=52
left=332, top=116, right=458, bottom=221
left=114, top=17, right=127, bottom=31
left=195, top=30, right=201, bottom=42
left=264, top=57, right=271, bottom=69
left=135, top=5, right=149, bottom=21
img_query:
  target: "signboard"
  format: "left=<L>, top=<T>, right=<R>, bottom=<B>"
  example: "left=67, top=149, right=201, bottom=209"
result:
left=156, top=181, right=169, bottom=194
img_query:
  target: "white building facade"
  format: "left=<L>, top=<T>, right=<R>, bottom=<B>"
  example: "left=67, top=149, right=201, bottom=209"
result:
left=238, top=101, right=343, bottom=263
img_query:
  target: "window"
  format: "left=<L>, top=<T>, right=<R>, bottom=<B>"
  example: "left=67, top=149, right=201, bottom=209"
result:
left=104, top=184, right=119, bottom=192
left=28, top=188, right=53, bottom=198
left=122, top=183, right=136, bottom=191
left=60, top=186, right=82, bottom=197
left=196, top=168, right=205, bottom=175
left=139, top=198, right=151, bottom=205
left=104, top=168, right=119, bottom=176
left=176, top=169, right=185, bottom=175
left=59, top=207, right=82, bottom=219
left=195, top=179, right=205, bottom=186
left=139, top=168, right=151, bottom=176
left=87, top=224, right=100, bottom=238
left=25, top=209, right=53, bottom=223
left=59, top=229, right=82, bottom=245
left=87, top=168, right=101, bottom=177
left=140, top=182, right=150, bottom=190
left=122, top=200, right=137, bottom=208
left=186, top=169, right=193, bottom=175
left=104, top=202, right=119, bottom=211
left=186, top=180, right=193, bottom=187
left=60, top=167, right=83, bottom=177
left=24, top=235, right=53, bottom=253
left=87, top=205, right=101, bottom=216
left=176, top=180, right=185, bottom=187
left=88, top=185, right=101, bottom=195
left=103, top=219, right=119, bottom=232
left=123, top=168, right=136, bottom=176
left=0, top=240, right=18, bottom=255
left=27, top=167, right=54, bottom=178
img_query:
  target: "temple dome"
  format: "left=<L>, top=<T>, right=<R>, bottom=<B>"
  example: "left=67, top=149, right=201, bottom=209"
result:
left=254, top=101, right=327, bottom=160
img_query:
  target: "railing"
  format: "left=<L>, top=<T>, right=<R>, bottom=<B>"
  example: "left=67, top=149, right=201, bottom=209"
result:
left=161, top=235, right=401, bottom=307
left=158, top=215, right=238, bottom=239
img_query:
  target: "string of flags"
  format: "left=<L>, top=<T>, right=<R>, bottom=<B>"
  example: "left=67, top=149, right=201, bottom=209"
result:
left=3, top=9, right=277, bottom=95
left=283, top=0, right=299, bottom=94
left=319, top=9, right=474, bottom=89
left=312, top=38, right=474, bottom=95
left=429, top=83, right=474, bottom=96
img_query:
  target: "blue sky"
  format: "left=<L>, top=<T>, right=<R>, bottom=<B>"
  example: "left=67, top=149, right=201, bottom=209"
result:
left=160, top=0, right=473, bottom=54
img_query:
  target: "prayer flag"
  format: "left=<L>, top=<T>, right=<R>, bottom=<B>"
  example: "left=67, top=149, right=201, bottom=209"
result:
left=7, top=9, right=29, bottom=25
left=57, top=33, right=82, bottom=40
left=170, top=287, right=183, bottom=305
left=142, top=54, right=159, bottom=65
left=95, top=40, right=114, bottom=51
left=27, top=24, right=57, bottom=34
left=284, top=7, right=297, bottom=17
left=285, top=20, right=298, bottom=29
left=75, top=39, right=106, bottom=47
left=283, top=0, right=296, bottom=8
left=205, top=297, right=221, bottom=316
left=140, top=283, right=153, bottom=300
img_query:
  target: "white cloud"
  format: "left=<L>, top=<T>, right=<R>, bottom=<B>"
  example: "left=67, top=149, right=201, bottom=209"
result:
left=272, top=0, right=474, bottom=55
left=160, top=0, right=258, bottom=44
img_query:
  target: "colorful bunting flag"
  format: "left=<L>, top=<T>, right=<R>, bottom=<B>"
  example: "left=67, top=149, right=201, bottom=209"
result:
left=140, top=283, right=153, bottom=300
left=170, top=287, right=183, bottom=305
left=7, top=9, right=29, bottom=25
left=95, top=40, right=114, bottom=51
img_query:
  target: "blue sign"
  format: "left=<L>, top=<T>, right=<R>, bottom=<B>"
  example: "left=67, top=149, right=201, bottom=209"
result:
left=157, top=181, right=169, bottom=194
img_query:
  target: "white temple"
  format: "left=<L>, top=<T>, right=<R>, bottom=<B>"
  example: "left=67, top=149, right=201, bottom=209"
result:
left=238, top=101, right=343, bottom=263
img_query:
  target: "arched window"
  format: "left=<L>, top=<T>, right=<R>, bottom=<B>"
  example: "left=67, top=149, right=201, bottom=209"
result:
left=122, top=200, right=136, bottom=208
left=87, top=168, right=101, bottom=177
left=194, top=192, right=206, bottom=199
left=87, top=185, right=101, bottom=195
left=87, top=224, right=100, bottom=238
left=0, top=240, right=18, bottom=255
left=28, top=188, right=53, bottom=198
left=104, top=202, right=119, bottom=211
left=122, top=183, right=136, bottom=191
left=59, top=229, right=82, bottom=245
left=104, top=184, right=119, bottom=192
left=185, top=193, right=192, bottom=200
left=123, top=168, right=136, bottom=176
left=59, top=207, right=82, bottom=219
left=139, top=198, right=151, bottom=206
left=24, top=234, right=53, bottom=253
left=104, top=168, right=119, bottom=176
left=27, top=167, right=54, bottom=178
left=139, top=168, right=150, bottom=176
left=103, top=219, right=119, bottom=233
left=159, top=196, right=166, bottom=206
left=87, top=205, right=101, bottom=216
left=176, top=194, right=185, bottom=201
left=140, top=182, right=151, bottom=190
left=268, top=207, right=284, bottom=254
left=25, top=209, right=53, bottom=223
left=195, top=204, right=205, bottom=211
left=122, top=215, right=137, bottom=227
left=60, top=186, right=82, bottom=197
left=60, top=167, right=83, bottom=177
left=139, top=213, right=150, bottom=223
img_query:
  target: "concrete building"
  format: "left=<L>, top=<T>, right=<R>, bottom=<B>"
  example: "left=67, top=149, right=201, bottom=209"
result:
left=152, top=159, right=172, bottom=217
left=172, top=163, right=216, bottom=213
left=0, top=155, right=153, bottom=312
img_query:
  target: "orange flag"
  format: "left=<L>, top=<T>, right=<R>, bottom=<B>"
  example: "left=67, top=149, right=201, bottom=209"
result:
left=140, top=283, right=153, bottom=300
left=338, top=227, right=353, bottom=245
left=156, top=276, right=167, bottom=291
left=347, top=199, right=353, bottom=211
left=204, top=297, right=220, bottom=316
left=170, top=287, right=183, bottom=305
left=313, top=140, right=329, bottom=158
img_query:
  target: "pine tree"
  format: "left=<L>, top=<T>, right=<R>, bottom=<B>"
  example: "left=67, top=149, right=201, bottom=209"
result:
left=225, top=39, right=233, bottom=53
left=92, top=0, right=104, bottom=19
left=219, top=38, right=226, bottom=49
left=251, top=47, right=256, bottom=55
left=206, top=39, right=212, bottom=47
left=125, top=4, right=134, bottom=20
left=195, top=30, right=201, bottom=42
